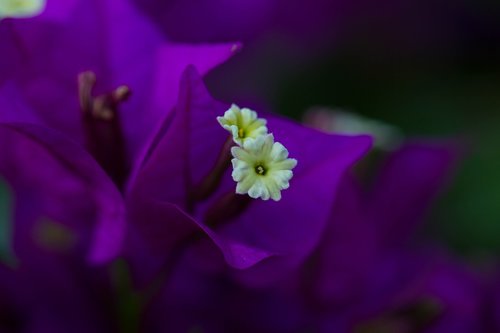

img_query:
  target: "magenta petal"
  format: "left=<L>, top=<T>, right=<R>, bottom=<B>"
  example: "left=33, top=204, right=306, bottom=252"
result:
left=0, top=83, right=43, bottom=124
left=130, top=42, right=242, bottom=171
left=0, top=123, right=125, bottom=263
left=233, top=115, right=372, bottom=255
left=127, top=65, right=230, bottom=271
left=189, top=219, right=275, bottom=270
left=226, top=130, right=372, bottom=277
left=150, top=43, right=243, bottom=117
left=131, top=65, right=230, bottom=207
left=309, top=177, right=380, bottom=306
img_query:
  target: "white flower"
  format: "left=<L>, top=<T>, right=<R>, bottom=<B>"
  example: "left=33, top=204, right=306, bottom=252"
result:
left=231, top=134, right=297, bottom=201
left=217, top=104, right=268, bottom=146
left=0, top=0, right=46, bottom=19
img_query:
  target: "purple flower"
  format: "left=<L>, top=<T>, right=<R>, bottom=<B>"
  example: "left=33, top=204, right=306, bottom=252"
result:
left=0, top=2, right=371, bottom=328
left=2, top=3, right=480, bottom=333
left=127, top=65, right=371, bottom=286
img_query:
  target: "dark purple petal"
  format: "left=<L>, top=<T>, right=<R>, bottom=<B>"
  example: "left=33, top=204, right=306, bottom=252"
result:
left=0, top=254, right=117, bottom=332
left=0, top=123, right=125, bottom=263
left=306, top=176, right=380, bottom=307
left=132, top=0, right=276, bottom=42
left=130, top=42, right=242, bottom=175
left=367, top=142, right=461, bottom=247
left=318, top=252, right=484, bottom=333
left=132, top=0, right=352, bottom=47
left=301, top=142, right=461, bottom=309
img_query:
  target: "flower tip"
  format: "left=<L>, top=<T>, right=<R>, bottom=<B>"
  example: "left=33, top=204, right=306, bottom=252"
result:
left=216, top=115, right=225, bottom=126
left=217, top=104, right=268, bottom=146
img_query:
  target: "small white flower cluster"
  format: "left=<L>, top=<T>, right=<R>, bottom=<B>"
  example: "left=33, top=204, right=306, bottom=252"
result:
left=217, top=104, right=297, bottom=201
left=0, top=0, right=46, bottom=20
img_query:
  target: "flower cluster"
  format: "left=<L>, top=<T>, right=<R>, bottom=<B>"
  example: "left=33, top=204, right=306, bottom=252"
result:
left=0, top=1, right=496, bottom=333
left=218, top=104, right=297, bottom=201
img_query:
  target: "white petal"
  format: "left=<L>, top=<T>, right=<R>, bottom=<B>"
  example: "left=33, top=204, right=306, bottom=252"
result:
left=270, top=142, right=289, bottom=161
left=273, top=158, right=297, bottom=171
left=235, top=176, right=255, bottom=194
left=231, top=146, right=253, bottom=163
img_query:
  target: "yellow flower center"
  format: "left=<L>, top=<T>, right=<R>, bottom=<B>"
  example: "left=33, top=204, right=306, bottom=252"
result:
left=255, top=164, right=266, bottom=175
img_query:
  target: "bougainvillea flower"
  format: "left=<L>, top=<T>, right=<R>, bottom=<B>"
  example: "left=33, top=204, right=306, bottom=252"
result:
left=0, top=0, right=240, bottom=186
left=127, top=65, right=371, bottom=285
